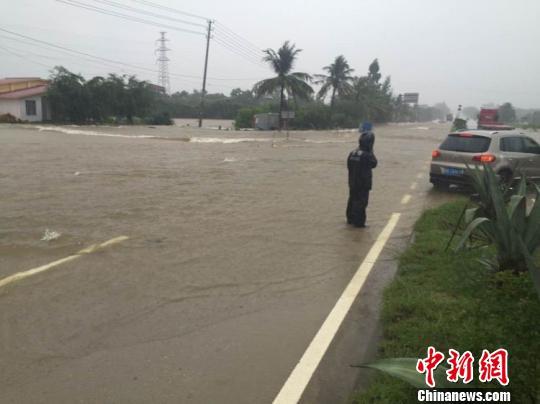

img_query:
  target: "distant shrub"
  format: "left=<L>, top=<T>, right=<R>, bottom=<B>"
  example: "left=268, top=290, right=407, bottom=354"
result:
left=235, top=107, right=259, bottom=129
left=331, top=112, right=358, bottom=129
left=145, top=112, right=173, bottom=125
left=291, top=103, right=331, bottom=129
left=103, top=116, right=118, bottom=125
left=0, top=113, right=20, bottom=123
left=235, top=107, right=253, bottom=129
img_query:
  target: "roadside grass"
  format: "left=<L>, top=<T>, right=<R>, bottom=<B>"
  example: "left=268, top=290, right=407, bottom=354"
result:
left=353, top=201, right=540, bottom=403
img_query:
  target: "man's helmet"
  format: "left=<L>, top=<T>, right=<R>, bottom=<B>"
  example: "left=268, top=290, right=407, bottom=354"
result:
left=360, top=121, right=373, bottom=133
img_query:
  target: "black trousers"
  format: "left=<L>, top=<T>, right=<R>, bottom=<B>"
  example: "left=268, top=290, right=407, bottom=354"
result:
left=346, top=189, right=370, bottom=227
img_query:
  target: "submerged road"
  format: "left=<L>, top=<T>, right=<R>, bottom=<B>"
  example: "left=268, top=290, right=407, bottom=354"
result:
left=0, top=122, right=454, bottom=403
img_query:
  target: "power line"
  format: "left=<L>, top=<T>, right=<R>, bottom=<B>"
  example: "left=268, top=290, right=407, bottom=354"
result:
left=96, top=0, right=268, bottom=69
left=127, top=0, right=208, bottom=21
left=214, top=21, right=264, bottom=54
left=56, top=0, right=206, bottom=36
left=0, top=30, right=249, bottom=91
left=0, top=30, right=262, bottom=84
left=89, top=0, right=207, bottom=28
left=0, top=45, right=53, bottom=69
left=60, top=0, right=266, bottom=66
left=0, top=46, right=114, bottom=78
left=0, top=33, right=140, bottom=73
left=212, top=37, right=267, bottom=70
left=213, top=27, right=265, bottom=61
left=0, top=28, right=201, bottom=85
left=7, top=0, right=272, bottom=98
left=0, top=41, right=118, bottom=74
left=0, top=42, right=63, bottom=60
left=123, top=0, right=262, bottom=56
left=56, top=0, right=271, bottom=77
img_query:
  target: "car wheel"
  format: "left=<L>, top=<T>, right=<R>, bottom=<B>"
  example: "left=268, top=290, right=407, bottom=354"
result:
left=432, top=181, right=449, bottom=190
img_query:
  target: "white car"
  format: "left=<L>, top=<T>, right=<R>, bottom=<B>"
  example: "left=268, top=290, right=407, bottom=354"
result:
left=430, top=130, right=540, bottom=188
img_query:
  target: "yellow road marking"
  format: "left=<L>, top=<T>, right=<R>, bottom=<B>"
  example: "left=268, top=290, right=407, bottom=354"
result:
left=401, top=194, right=412, bottom=204
left=0, top=236, right=129, bottom=289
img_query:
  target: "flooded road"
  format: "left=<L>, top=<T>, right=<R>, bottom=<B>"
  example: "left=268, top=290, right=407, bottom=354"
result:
left=1, top=122, right=454, bottom=403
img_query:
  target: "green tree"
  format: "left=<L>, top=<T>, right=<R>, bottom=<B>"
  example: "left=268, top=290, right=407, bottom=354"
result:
left=314, top=55, right=354, bottom=115
left=104, top=74, right=128, bottom=119
left=125, top=76, right=155, bottom=123
left=253, top=41, right=313, bottom=129
left=350, top=74, right=393, bottom=122
left=86, top=76, right=111, bottom=122
left=47, top=66, right=88, bottom=123
left=368, top=58, right=382, bottom=84
left=47, top=66, right=161, bottom=124
left=343, top=59, right=394, bottom=123
left=498, top=102, right=516, bottom=123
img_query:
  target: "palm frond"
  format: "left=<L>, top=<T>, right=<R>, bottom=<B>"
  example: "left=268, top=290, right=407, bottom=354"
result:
left=290, top=72, right=312, bottom=82
left=253, top=77, right=282, bottom=98
left=317, top=82, right=332, bottom=100
left=285, top=75, right=314, bottom=100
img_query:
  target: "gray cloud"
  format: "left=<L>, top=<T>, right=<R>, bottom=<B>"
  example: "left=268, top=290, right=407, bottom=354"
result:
left=1, top=0, right=538, bottom=108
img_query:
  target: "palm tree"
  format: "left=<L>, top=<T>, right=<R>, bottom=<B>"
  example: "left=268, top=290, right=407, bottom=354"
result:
left=315, top=55, right=354, bottom=113
left=253, top=41, right=313, bottom=129
left=351, top=74, right=393, bottom=122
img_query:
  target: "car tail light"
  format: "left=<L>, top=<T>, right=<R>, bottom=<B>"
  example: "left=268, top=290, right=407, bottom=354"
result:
left=432, top=150, right=441, bottom=158
left=472, top=154, right=496, bottom=163
left=458, top=132, right=473, bottom=137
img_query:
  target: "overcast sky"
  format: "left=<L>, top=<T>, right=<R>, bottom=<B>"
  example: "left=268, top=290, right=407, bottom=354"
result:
left=1, top=0, right=538, bottom=109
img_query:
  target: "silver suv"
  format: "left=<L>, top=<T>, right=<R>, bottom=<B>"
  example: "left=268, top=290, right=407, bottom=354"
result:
left=430, top=130, right=540, bottom=188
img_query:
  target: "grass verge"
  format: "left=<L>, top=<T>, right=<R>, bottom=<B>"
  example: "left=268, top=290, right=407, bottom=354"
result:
left=353, top=201, right=540, bottom=403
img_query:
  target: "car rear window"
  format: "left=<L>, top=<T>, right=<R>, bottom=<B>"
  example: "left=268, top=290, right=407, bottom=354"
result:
left=439, top=134, right=491, bottom=153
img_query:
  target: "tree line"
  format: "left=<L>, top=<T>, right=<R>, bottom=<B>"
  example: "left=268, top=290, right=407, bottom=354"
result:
left=48, top=42, right=530, bottom=129
left=249, top=41, right=396, bottom=129
left=170, top=41, right=449, bottom=129
left=47, top=66, right=171, bottom=124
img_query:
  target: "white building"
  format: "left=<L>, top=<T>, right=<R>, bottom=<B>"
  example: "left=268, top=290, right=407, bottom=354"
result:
left=0, top=78, right=50, bottom=122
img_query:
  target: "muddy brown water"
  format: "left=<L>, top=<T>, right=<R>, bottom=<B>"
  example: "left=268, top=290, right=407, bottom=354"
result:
left=1, top=122, right=456, bottom=403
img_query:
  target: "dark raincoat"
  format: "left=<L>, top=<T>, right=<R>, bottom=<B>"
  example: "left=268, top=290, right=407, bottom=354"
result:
left=346, top=132, right=377, bottom=227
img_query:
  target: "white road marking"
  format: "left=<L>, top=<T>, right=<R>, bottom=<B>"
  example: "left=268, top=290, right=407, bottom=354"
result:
left=273, top=213, right=401, bottom=404
left=0, top=236, right=129, bottom=289
left=401, top=194, right=412, bottom=204
left=416, top=173, right=424, bottom=179
left=410, top=182, right=418, bottom=190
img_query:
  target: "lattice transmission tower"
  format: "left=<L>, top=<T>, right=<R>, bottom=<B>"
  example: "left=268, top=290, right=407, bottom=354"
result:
left=155, top=31, right=170, bottom=94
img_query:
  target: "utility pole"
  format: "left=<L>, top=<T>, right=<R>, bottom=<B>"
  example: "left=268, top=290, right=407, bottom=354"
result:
left=198, top=20, right=213, bottom=128
left=156, top=31, right=170, bottom=94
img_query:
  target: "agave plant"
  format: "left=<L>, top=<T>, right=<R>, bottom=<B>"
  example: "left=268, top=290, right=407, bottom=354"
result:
left=353, top=358, right=475, bottom=389
left=455, top=164, right=540, bottom=297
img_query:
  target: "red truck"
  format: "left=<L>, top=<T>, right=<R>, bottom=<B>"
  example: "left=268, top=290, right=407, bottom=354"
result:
left=477, top=108, right=514, bottom=130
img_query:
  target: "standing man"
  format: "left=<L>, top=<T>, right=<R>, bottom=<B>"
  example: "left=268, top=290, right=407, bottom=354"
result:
left=346, top=123, right=377, bottom=227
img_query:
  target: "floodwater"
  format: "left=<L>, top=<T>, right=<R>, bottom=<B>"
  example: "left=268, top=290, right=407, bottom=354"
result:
left=0, top=121, right=455, bottom=403
left=173, top=118, right=235, bottom=129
